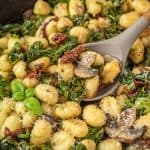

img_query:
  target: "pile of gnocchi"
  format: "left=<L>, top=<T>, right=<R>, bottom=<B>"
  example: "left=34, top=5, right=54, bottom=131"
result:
left=0, top=0, right=150, bottom=150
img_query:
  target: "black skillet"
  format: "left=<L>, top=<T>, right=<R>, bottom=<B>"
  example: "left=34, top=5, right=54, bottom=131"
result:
left=0, top=0, right=36, bottom=24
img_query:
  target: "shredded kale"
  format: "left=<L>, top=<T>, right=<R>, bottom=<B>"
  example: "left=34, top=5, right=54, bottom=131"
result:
left=8, top=42, right=24, bottom=65
left=121, top=70, right=150, bottom=85
left=88, top=30, right=104, bottom=42
left=101, top=1, right=125, bottom=39
left=71, top=143, right=87, bottom=150
left=0, top=16, right=44, bottom=38
left=85, top=127, right=104, bottom=144
left=0, top=24, right=21, bottom=37
left=0, top=137, right=52, bottom=150
left=0, top=76, right=10, bottom=99
left=144, top=48, right=150, bottom=66
left=26, top=36, right=77, bottom=63
left=71, top=13, right=90, bottom=26
left=39, top=72, right=58, bottom=86
left=57, top=77, right=86, bottom=103
left=22, top=16, right=44, bottom=36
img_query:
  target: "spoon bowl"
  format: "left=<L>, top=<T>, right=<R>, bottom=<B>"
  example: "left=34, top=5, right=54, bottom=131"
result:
left=83, top=11, right=150, bottom=101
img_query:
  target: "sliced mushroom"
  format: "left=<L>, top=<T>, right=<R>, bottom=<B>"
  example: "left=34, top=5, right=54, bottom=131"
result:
left=118, top=127, right=146, bottom=144
left=105, top=125, right=146, bottom=144
left=80, top=52, right=96, bottom=67
left=74, top=64, right=98, bottom=78
left=117, top=107, right=136, bottom=130
left=105, top=107, right=146, bottom=143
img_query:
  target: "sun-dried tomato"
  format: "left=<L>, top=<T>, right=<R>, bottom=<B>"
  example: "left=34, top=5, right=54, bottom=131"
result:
left=52, top=33, right=68, bottom=45
left=60, top=45, right=86, bottom=63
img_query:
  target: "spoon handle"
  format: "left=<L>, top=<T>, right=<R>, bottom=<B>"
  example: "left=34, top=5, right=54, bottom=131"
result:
left=116, top=10, right=150, bottom=63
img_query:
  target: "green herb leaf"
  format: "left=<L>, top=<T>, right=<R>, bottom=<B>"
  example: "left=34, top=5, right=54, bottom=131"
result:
left=12, top=92, right=24, bottom=101
left=10, top=80, right=25, bottom=93
left=0, top=76, right=10, bottom=99
left=18, top=129, right=30, bottom=139
left=8, top=42, right=24, bottom=65
left=25, top=88, right=35, bottom=98
left=71, top=143, right=87, bottom=150
left=24, top=97, right=43, bottom=116
left=71, top=13, right=90, bottom=26
left=86, top=127, right=104, bottom=144
left=57, top=77, right=86, bottom=103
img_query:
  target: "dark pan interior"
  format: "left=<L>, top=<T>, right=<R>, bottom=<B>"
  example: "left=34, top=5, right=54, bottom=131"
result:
left=0, top=0, right=35, bottom=24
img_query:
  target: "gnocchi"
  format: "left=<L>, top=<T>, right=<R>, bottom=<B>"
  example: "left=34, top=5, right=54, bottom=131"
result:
left=62, top=119, right=89, bottom=138
left=30, top=119, right=52, bottom=144
left=54, top=101, right=81, bottom=119
left=82, top=105, right=106, bottom=127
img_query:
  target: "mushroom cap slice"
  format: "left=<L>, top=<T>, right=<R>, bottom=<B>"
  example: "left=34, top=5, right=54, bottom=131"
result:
left=74, top=64, right=98, bottom=78
left=105, top=126, right=146, bottom=144
left=117, top=107, right=136, bottom=130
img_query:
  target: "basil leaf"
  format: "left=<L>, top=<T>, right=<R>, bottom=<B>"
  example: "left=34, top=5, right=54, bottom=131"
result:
left=11, top=80, right=25, bottom=93
left=24, top=97, right=43, bottom=116
left=13, top=92, right=24, bottom=101
left=25, top=88, right=35, bottom=98
left=18, top=129, right=30, bottom=139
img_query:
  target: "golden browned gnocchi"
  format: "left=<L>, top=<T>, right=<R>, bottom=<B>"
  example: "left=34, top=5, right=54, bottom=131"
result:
left=85, top=75, right=100, bottom=99
left=70, top=26, right=89, bottom=44
left=23, top=77, right=39, bottom=88
left=41, top=102, right=53, bottom=116
left=30, top=119, right=52, bottom=144
left=57, top=17, right=73, bottom=32
left=57, top=62, right=74, bottom=81
left=82, top=104, right=106, bottom=127
left=0, top=54, right=12, bottom=71
left=98, top=139, right=122, bottom=150
left=101, top=59, right=121, bottom=84
left=54, top=101, right=81, bottom=119
left=81, top=139, right=96, bottom=150
left=33, top=0, right=52, bottom=16
left=0, top=37, right=8, bottom=49
left=119, top=11, right=140, bottom=28
left=35, top=84, right=58, bottom=105
left=53, top=3, right=69, bottom=17
left=132, top=0, right=150, bottom=15
left=69, top=0, right=85, bottom=16
left=12, top=61, right=27, bottom=79
left=15, top=102, right=27, bottom=116
left=86, top=0, right=102, bottom=17
left=22, top=112, right=37, bottom=128
left=1, top=113, right=21, bottom=136
left=29, top=57, right=50, bottom=70
left=51, top=131, right=75, bottom=150
left=62, top=119, right=89, bottom=138
left=100, top=96, right=122, bottom=118
left=129, top=38, right=144, bottom=64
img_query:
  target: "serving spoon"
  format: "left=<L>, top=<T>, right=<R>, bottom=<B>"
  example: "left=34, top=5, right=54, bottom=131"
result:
left=83, top=10, right=150, bottom=101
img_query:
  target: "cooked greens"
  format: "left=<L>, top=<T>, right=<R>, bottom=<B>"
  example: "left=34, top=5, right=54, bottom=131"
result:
left=57, top=77, right=86, bottom=102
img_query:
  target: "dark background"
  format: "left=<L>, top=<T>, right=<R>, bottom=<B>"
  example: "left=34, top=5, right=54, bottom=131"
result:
left=0, top=0, right=35, bottom=24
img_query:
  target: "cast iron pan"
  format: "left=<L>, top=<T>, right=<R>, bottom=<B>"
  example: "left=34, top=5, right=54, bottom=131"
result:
left=0, top=0, right=36, bottom=24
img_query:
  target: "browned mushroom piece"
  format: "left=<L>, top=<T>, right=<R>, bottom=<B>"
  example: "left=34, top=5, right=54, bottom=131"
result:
left=105, top=107, right=146, bottom=144
left=80, top=52, right=96, bottom=67
left=117, top=107, right=136, bottom=130
left=117, top=127, right=146, bottom=144
left=74, top=64, right=98, bottom=78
